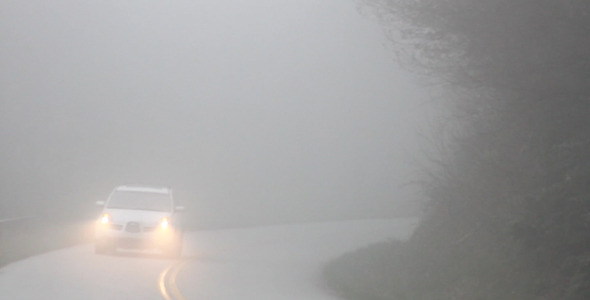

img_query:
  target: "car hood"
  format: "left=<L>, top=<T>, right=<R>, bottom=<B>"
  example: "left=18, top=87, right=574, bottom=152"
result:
left=102, top=209, right=171, bottom=225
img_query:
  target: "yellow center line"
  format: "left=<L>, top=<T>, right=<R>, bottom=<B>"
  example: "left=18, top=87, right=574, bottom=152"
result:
left=158, top=261, right=189, bottom=300
left=158, top=265, right=174, bottom=300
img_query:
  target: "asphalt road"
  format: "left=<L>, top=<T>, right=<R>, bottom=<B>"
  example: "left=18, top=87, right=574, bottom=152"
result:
left=0, top=219, right=417, bottom=300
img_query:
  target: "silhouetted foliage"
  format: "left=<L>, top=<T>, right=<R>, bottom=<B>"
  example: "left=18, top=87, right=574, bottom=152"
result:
left=327, top=0, right=590, bottom=299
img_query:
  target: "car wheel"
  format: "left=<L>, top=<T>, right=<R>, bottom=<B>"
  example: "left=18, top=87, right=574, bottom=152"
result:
left=164, top=236, right=183, bottom=258
left=95, top=240, right=116, bottom=255
left=95, top=242, right=106, bottom=254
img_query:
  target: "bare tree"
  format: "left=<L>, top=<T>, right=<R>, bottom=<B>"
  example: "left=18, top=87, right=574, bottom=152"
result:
left=354, top=0, right=590, bottom=298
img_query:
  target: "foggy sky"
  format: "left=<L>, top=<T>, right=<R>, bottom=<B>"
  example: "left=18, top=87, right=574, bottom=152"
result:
left=0, top=0, right=431, bottom=226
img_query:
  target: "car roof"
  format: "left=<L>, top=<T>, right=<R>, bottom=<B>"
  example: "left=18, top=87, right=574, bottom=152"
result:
left=114, top=185, right=171, bottom=194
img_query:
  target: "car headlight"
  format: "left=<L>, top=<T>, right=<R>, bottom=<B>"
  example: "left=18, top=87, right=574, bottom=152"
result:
left=100, top=213, right=110, bottom=224
left=160, top=217, right=169, bottom=230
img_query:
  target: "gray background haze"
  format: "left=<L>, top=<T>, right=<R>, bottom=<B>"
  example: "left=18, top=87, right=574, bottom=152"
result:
left=0, top=0, right=431, bottom=227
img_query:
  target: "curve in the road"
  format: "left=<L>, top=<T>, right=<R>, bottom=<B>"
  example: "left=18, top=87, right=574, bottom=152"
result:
left=159, top=260, right=190, bottom=300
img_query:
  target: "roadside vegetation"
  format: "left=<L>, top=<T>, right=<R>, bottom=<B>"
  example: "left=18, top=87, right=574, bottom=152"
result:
left=0, top=218, right=92, bottom=268
left=326, top=0, right=590, bottom=299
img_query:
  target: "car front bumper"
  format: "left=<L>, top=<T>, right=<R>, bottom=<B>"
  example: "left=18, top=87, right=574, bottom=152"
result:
left=95, top=222, right=180, bottom=249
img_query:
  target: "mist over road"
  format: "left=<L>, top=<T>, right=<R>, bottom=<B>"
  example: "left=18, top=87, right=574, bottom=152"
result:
left=0, top=219, right=417, bottom=299
left=1, top=1, right=428, bottom=297
left=0, top=0, right=431, bottom=226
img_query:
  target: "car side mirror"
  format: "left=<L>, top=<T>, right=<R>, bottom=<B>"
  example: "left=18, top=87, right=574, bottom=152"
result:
left=175, top=206, right=185, bottom=212
left=96, top=200, right=105, bottom=206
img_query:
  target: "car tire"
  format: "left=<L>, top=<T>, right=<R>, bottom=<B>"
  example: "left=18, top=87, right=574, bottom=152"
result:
left=163, top=236, right=183, bottom=258
left=95, top=242, right=106, bottom=255
left=95, top=240, right=116, bottom=255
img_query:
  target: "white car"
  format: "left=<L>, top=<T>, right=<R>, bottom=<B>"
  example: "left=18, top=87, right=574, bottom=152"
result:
left=95, top=185, right=184, bottom=257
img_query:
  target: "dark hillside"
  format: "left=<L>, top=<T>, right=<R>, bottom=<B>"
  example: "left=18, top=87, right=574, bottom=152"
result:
left=326, top=1, right=590, bottom=299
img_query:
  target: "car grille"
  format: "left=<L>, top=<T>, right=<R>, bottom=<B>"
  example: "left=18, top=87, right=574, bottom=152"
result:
left=142, top=226, right=156, bottom=232
left=111, top=224, right=123, bottom=230
left=125, top=222, right=141, bottom=233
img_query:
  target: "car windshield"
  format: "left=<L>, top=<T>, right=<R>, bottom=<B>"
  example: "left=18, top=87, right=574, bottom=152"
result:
left=107, top=191, right=172, bottom=212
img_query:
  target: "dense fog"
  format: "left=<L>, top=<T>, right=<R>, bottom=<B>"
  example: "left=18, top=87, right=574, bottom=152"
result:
left=0, top=0, right=432, bottom=227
